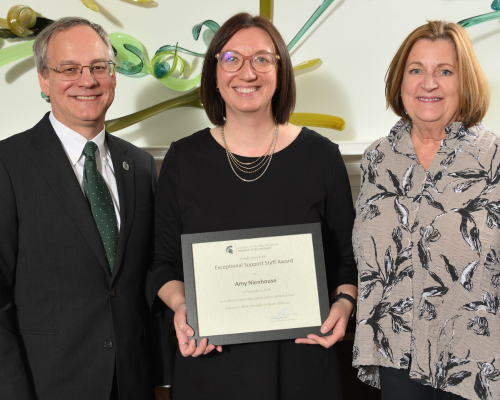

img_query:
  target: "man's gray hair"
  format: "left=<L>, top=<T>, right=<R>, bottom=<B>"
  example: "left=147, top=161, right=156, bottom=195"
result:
left=33, top=17, right=115, bottom=76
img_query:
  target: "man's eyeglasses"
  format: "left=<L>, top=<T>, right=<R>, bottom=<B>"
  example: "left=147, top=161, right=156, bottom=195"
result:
left=44, top=61, right=116, bottom=81
left=215, top=51, right=280, bottom=73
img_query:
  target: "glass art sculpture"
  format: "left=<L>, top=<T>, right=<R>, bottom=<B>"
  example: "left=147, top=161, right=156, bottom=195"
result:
left=287, top=0, right=333, bottom=50
left=109, top=20, right=220, bottom=91
left=0, top=4, right=36, bottom=37
left=260, top=0, right=272, bottom=20
left=0, top=40, right=34, bottom=68
left=105, top=57, right=345, bottom=133
left=0, top=5, right=52, bottom=39
left=105, top=0, right=345, bottom=132
left=0, top=1, right=345, bottom=133
left=0, top=5, right=52, bottom=68
left=81, top=0, right=99, bottom=12
left=458, top=1, right=500, bottom=28
left=81, top=0, right=158, bottom=12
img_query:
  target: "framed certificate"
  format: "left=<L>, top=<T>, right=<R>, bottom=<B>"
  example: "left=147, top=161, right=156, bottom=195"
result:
left=181, top=223, right=331, bottom=345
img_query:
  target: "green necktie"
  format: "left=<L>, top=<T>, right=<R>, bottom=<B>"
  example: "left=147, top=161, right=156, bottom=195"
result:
left=82, top=141, right=119, bottom=272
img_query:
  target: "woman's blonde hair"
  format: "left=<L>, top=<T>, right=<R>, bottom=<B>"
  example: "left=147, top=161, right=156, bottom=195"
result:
left=385, top=20, right=489, bottom=128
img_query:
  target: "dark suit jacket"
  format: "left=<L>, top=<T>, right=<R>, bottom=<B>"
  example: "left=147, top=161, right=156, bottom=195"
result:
left=0, top=114, right=172, bottom=400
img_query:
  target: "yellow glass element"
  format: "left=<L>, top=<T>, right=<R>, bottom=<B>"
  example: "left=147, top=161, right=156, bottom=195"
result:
left=289, top=113, right=345, bottom=131
left=260, top=0, right=272, bottom=21
left=105, top=88, right=202, bottom=133
left=81, top=0, right=99, bottom=12
left=293, top=58, right=320, bottom=71
left=119, top=0, right=158, bottom=7
left=1, top=5, right=37, bottom=37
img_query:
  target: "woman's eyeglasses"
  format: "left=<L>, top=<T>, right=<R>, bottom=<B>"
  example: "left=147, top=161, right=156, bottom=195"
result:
left=216, top=51, right=280, bottom=73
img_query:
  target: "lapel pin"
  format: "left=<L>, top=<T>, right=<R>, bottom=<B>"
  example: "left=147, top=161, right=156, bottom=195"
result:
left=123, top=162, right=129, bottom=171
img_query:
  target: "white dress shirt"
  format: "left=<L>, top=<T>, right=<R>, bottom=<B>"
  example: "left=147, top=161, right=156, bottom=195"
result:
left=49, top=112, right=121, bottom=231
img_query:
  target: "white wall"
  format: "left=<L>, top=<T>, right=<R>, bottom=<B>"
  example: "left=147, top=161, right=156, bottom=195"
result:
left=1, top=0, right=498, bottom=147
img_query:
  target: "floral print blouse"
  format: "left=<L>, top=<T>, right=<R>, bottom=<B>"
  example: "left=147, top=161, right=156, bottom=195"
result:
left=353, top=119, right=500, bottom=400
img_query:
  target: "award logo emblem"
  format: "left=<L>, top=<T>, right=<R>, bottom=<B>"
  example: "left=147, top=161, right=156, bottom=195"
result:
left=226, top=246, right=234, bottom=254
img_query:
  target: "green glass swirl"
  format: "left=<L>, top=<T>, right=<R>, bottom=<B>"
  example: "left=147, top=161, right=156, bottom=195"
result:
left=458, top=10, right=500, bottom=28
left=287, top=0, right=335, bottom=51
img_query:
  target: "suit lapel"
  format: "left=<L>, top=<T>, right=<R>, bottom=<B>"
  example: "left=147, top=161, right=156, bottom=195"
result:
left=29, top=115, right=111, bottom=277
left=107, top=134, right=135, bottom=281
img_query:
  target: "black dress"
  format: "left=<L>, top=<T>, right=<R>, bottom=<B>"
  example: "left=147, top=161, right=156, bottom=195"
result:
left=148, top=127, right=357, bottom=400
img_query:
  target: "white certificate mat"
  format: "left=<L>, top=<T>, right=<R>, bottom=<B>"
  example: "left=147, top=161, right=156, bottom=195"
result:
left=181, top=223, right=330, bottom=345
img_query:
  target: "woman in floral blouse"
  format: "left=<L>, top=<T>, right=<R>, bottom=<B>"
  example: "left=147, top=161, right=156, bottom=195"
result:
left=353, top=21, right=498, bottom=400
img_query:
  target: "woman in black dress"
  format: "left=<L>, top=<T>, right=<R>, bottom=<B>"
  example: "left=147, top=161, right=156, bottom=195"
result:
left=148, top=12, right=357, bottom=400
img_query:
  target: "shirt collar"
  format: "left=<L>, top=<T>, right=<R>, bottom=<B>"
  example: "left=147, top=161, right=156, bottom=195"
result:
left=386, top=119, right=413, bottom=157
left=49, top=112, right=108, bottom=166
left=388, top=118, right=474, bottom=154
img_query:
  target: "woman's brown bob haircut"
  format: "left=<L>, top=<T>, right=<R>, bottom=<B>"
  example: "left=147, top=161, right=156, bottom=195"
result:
left=200, top=13, right=296, bottom=126
left=385, top=20, right=490, bottom=128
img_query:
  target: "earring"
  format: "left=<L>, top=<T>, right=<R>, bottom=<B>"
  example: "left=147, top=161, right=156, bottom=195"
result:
left=216, top=87, right=220, bottom=92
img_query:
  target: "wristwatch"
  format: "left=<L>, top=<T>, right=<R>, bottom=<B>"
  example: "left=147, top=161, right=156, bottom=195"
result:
left=332, top=292, right=356, bottom=318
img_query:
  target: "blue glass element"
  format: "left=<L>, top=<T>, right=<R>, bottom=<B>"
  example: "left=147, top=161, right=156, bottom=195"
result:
left=115, top=44, right=144, bottom=75
left=459, top=10, right=500, bottom=28
left=287, top=0, right=335, bottom=51
left=155, top=44, right=205, bottom=58
left=154, top=62, right=171, bottom=78
left=192, top=20, right=220, bottom=41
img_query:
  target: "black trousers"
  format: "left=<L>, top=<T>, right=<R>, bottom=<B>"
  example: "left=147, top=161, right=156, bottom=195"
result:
left=379, top=367, right=466, bottom=400
left=110, top=365, right=119, bottom=400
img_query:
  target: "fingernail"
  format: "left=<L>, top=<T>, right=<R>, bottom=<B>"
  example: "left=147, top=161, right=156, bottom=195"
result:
left=187, top=329, right=193, bottom=336
left=321, top=326, right=328, bottom=333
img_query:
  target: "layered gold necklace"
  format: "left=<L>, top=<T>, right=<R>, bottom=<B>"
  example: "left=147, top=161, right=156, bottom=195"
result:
left=221, top=121, right=279, bottom=183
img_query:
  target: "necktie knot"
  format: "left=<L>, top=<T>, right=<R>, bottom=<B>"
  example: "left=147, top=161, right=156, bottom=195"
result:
left=83, top=141, right=98, bottom=159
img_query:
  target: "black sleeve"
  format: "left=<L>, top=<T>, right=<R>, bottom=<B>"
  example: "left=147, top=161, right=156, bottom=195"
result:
left=325, top=145, right=358, bottom=293
left=150, top=153, right=158, bottom=194
left=0, top=157, right=37, bottom=399
left=145, top=151, right=175, bottom=386
left=147, top=143, right=184, bottom=309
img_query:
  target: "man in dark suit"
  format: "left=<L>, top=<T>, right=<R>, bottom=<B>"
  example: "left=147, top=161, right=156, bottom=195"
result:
left=0, top=17, right=171, bottom=400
